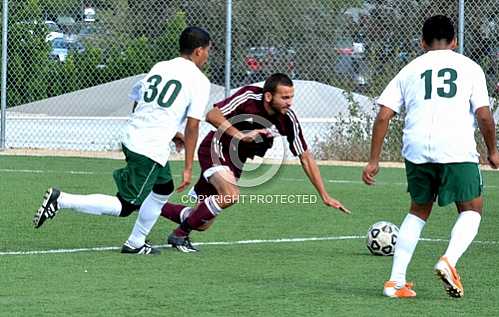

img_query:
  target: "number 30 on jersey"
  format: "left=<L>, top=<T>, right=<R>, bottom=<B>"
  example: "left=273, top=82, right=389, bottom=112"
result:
left=143, top=75, right=182, bottom=108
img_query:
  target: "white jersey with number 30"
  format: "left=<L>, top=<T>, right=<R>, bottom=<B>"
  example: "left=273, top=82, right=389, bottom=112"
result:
left=377, top=49, right=490, bottom=164
left=122, top=57, right=210, bottom=166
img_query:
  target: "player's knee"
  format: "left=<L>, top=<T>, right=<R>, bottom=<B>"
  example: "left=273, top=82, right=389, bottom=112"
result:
left=218, top=187, right=239, bottom=208
left=152, top=180, right=174, bottom=196
left=117, top=194, right=140, bottom=217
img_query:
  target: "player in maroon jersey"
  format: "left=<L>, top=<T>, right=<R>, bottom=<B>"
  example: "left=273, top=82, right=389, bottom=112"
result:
left=162, top=73, right=350, bottom=252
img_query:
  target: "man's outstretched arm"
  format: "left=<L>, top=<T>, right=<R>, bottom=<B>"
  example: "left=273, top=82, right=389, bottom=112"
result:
left=299, top=150, right=350, bottom=214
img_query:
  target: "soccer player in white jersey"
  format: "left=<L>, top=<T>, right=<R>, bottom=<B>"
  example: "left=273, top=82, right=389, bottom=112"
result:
left=33, top=27, right=212, bottom=255
left=362, top=15, right=499, bottom=298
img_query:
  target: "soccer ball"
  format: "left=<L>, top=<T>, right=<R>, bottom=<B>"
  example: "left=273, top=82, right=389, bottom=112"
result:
left=366, top=221, right=399, bottom=256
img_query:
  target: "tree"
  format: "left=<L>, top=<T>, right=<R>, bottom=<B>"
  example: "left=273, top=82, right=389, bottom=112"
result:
left=8, top=0, right=50, bottom=107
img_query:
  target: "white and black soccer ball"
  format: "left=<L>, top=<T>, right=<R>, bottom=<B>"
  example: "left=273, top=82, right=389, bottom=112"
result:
left=366, top=221, right=399, bottom=256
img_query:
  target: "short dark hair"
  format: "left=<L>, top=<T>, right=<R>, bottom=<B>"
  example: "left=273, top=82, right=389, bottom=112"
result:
left=179, top=27, right=211, bottom=54
left=263, top=73, right=293, bottom=94
left=422, top=15, right=455, bottom=45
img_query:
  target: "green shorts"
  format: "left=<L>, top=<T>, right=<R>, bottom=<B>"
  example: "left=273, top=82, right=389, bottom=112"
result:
left=405, top=160, right=482, bottom=207
left=113, top=146, right=172, bottom=205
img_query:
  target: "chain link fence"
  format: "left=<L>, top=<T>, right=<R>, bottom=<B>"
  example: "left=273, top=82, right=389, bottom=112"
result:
left=1, top=0, right=498, bottom=161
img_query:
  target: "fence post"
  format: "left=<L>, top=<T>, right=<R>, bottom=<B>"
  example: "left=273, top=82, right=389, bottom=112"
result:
left=0, top=0, right=8, bottom=150
left=458, top=0, right=464, bottom=54
left=224, top=0, right=232, bottom=98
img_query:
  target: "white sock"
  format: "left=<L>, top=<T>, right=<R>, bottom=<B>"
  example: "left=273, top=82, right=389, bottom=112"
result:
left=126, top=192, right=170, bottom=248
left=58, top=192, right=122, bottom=216
left=389, top=213, right=426, bottom=285
left=443, top=210, right=481, bottom=267
left=205, top=196, right=223, bottom=215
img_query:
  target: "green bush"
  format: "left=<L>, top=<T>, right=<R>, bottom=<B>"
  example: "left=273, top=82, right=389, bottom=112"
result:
left=313, top=91, right=404, bottom=162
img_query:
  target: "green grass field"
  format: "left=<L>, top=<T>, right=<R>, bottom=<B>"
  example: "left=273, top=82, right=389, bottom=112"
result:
left=1, top=155, right=498, bottom=316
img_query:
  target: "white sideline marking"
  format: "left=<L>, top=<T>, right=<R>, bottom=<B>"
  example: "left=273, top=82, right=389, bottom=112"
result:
left=0, top=235, right=497, bottom=256
left=1, top=168, right=497, bottom=188
left=0, top=168, right=95, bottom=175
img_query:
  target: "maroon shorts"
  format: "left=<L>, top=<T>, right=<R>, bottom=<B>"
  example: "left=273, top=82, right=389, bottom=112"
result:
left=193, top=132, right=244, bottom=198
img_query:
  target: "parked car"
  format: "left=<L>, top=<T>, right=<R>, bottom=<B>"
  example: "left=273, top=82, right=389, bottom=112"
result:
left=334, top=35, right=366, bottom=57
left=49, top=37, right=68, bottom=62
left=84, top=7, right=96, bottom=22
left=44, top=20, right=63, bottom=42
left=243, top=46, right=298, bottom=84
left=334, top=36, right=369, bottom=88
left=49, top=36, right=85, bottom=62
left=334, top=55, right=370, bottom=88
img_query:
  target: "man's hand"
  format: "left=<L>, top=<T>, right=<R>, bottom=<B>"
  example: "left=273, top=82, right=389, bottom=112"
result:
left=176, top=169, right=192, bottom=193
left=362, top=161, right=380, bottom=185
left=322, top=194, right=351, bottom=214
left=172, top=132, right=185, bottom=152
left=488, top=152, right=499, bottom=169
left=239, top=129, right=270, bottom=143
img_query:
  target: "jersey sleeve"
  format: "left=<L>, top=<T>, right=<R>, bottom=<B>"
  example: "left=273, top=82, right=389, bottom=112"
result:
left=128, top=80, right=143, bottom=102
left=470, top=66, right=490, bottom=112
left=284, top=110, right=308, bottom=156
left=187, top=77, right=211, bottom=121
left=215, top=86, right=261, bottom=118
left=377, top=73, right=404, bottom=113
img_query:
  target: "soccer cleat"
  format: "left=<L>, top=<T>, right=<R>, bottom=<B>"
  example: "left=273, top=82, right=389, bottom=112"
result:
left=121, top=241, right=160, bottom=255
left=167, top=233, right=198, bottom=253
left=434, top=256, right=464, bottom=298
left=383, top=281, right=417, bottom=298
left=33, top=187, right=61, bottom=228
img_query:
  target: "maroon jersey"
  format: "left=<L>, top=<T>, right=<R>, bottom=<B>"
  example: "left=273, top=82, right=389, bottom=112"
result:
left=209, top=85, right=307, bottom=160
left=193, top=85, right=308, bottom=197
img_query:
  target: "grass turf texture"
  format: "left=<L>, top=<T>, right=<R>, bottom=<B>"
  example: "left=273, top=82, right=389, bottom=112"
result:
left=0, top=155, right=498, bottom=316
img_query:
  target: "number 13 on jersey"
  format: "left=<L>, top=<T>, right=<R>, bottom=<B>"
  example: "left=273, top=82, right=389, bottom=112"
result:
left=421, top=68, right=457, bottom=100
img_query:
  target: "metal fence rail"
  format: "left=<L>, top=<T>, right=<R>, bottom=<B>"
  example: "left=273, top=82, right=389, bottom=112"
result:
left=0, top=0, right=497, bottom=162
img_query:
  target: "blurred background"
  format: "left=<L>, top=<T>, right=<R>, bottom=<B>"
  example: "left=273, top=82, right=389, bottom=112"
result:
left=1, top=0, right=498, bottom=161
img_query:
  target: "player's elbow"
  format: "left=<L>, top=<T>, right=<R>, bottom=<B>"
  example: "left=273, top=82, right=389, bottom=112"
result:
left=205, top=108, right=220, bottom=125
left=185, top=118, right=200, bottom=134
left=475, top=107, right=494, bottom=126
left=299, top=150, right=312, bottom=161
left=376, top=105, right=396, bottom=122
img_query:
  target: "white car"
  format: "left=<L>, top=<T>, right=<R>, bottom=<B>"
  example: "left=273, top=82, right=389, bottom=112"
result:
left=44, top=20, right=63, bottom=42
left=84, top=7, right=96, bottom=22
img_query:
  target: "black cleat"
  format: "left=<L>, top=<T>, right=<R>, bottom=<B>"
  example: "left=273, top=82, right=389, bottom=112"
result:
left=121, top=241, right=160, bottom=255
left=167, top=233, right=198, bottom=253
left=33, top=188, right=61, bottom=228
